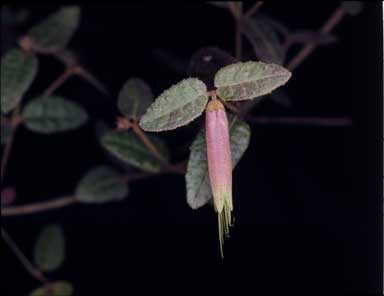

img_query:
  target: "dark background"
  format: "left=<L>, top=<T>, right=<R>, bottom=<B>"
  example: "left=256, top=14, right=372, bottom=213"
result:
left=2, top=2, right=382, bottom=295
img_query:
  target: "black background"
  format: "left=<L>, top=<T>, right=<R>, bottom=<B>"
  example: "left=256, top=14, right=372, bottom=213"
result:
left=2, top=2, right=382, bottom=295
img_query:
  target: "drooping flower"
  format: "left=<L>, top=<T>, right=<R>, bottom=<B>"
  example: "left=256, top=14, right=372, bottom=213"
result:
left=205, top=97, right=233, bottom=258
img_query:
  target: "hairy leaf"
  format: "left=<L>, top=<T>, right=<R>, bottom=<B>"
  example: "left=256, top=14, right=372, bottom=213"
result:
left=139, top=78, right=209, bottom=132
left=243, top=17, right=286, bottom=65
left=1, top=48, right=38, bottom=114
left=101, top=130, right=169, bottom=173
left=30, top=281, right=73, bottom=296
left=215, top=61, right=291, bottom=101
left=118, top=78, right=153, bottom=119
left=22, top=96, right=88, bottom=134
left=76, top=166, right=129, bottom=203
left=27, top=6, right=80, bottom=53
left=186, top=115, right=251, bottom=209
left=34, top=224, right=65, bottom=272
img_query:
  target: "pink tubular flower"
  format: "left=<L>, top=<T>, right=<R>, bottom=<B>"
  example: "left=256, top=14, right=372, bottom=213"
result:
left=205, top=98, right=233, bottom=258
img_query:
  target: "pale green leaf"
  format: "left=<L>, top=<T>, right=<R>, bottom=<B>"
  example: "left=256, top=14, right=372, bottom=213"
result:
left=101, top=130, right=169, bottom=173
left=118, top=78, right=153, bottom=119
left=76, top=166, right=129, bottom=203
left=30, top=281, right=73, bottom=296
left=27, top=6, right=80, bottom=53
left=139, top=78, right=209, bottom=132
left=1, top=48, right=38, bottom=114
left=22, top=96, right=88, bottom=134
left=34, top=224, right=65, bottom=272
left=186, top=115, right=251, bottom=209
left=215, top=61, right=291, bottom=101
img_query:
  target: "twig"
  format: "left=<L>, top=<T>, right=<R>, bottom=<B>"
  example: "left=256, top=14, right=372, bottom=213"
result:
left=43, top=66, right=76, bottom=97
left=131, top=121, right=169, bottom=167
left=1, top=108, right=21, bottom=182
left=286, top=5, right=346, bottom=71
left=245, top=1, right=264, bottom=18
left=1, top=196, right=78, bottom=217
left=2, top=228, right=49, bottom=284
left=244, top=115, right=352, bottom=126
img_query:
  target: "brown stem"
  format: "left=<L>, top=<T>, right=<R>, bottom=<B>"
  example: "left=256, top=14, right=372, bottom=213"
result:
left=245, top=1, right=264, bottom=18
left=286, top=5, right=346, bottom=71
left=43, top=66, right=76, bottom=97
left=244, top=115, right=352, bottom=126
left=131, top=121, right=169, bottom=167
left=2, top=228, right=49, bottom=284
left=1, top=196, right=78, bottom=217
left=1, top=108, right=21, bottom=182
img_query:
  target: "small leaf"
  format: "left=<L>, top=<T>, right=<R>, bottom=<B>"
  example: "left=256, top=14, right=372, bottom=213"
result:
left=1, top=48, right=38, bottom=114
left=1, top=117, right=12, bottom=145
left=27, top=6, right=80, bottom=53
left=139, top=78, right=209, bottom=132
left=22, top=96, right=88, bottom=134
left=186, top=115, right=251, bottom=209
left=242, top=17, right=286, bottom=65
left=342, top=1, right=363, bottom=16
left=101, top=130, right=169, bottom=173
left=30, top=281, right=73, bottom=296
left=34, top=224, right=65, bottom=272
left=76, top=166, right=129, bottom=203
left=118, top=78, right=153, bottom=119
left=214, top=61, right=291, bottom=101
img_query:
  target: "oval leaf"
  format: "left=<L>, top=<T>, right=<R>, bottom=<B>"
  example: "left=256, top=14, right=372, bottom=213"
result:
left=118, top=78, right=153, bottom=119
left=27, top=6, right=80, bottom=53
left=30, top=281, right=73, bottom=296
left=76, top=166, right=129, bottom=203
left=34, top=224, right=65, bottom=272
left=101, top=130, right=169, bottom=173
left=243, top=17, right=286, bottom=65
left=22, top=96, right=88, bottom=134
left=139, top=78, right=209, bottom=132
left=214, top=61, right=292, bottom=101
left=1, top=48, right=38, bottom=114
left=186, top=115, right=251, bottom=209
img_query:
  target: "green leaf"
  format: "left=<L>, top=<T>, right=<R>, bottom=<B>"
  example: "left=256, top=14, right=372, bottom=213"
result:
left=27, top=6, right=80, bottom=53
left=242, top=17, right=286, bottom=65
left=342, top=1, right=363, bottom=16
left=1, top=117, right=12, bottom=145
left=101, top=130, right=169, bottom=173
left=214, top=61, right=291, bottom=101
left=34, top=224, right=65, bottom=272
left=118, top=78, right=153, bottom=119
left=186, top=115, right=251, bottom=209
left=30, top=281, right=73, bottom=296
left=76, top=166, right=129, bottom=203
left=22, top=96, right=88, bottom=134
left=139, top=78, right=209, bottom=132
left=1, top=48, right=38, bottom=114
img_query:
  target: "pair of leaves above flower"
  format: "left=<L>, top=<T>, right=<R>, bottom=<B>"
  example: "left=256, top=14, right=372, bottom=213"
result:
left=30, top=281, right=73, bottom=296
left=22, top=96, right=88, bottom=134
left=1, top=48, right=38, bottom=114
left=76, top=166, right=129, bottom=203
left=101, top=130, right=169, bottom=173
left=186, top=115, right=251, bottom=209
left=139, top=61, right=291, bottom=132
left=34, top=224, right=65, bottom=272
left=26, top=6, right=81, bottom=53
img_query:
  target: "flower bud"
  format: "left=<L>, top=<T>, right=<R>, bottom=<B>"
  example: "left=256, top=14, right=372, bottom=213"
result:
left=205, top=98, right=233, bottom=258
